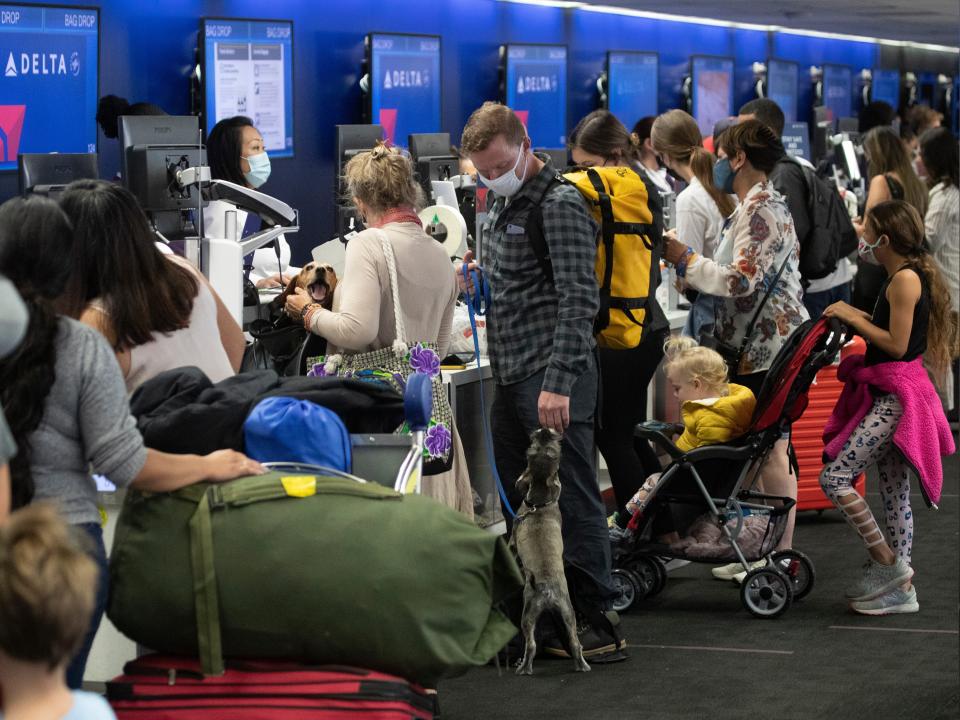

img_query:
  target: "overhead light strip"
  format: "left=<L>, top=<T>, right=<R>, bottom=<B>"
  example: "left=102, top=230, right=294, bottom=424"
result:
left=498, top=1, right=959, bottom=52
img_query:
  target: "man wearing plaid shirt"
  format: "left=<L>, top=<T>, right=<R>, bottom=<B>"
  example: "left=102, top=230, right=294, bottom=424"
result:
left=460, top=103, right=624, bottom=662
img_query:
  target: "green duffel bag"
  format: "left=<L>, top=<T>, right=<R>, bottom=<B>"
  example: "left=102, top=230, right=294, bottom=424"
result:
left=107, top=471, right=523, bottom=684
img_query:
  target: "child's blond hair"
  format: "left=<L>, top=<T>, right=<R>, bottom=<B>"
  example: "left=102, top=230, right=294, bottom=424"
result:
left=0, top=504, right=96, bottom=669
left=662, top=336, right=730, bottom=396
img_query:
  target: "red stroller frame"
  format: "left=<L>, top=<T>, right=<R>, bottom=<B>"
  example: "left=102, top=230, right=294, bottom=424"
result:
left=612, top=318, right=849, bottom=618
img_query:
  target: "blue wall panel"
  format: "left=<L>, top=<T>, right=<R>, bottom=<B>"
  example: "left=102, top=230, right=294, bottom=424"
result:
left=0, top=1, right=947, bottom=262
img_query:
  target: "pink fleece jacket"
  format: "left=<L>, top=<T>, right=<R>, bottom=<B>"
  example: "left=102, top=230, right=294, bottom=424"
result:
left=823, top=354, right=955, bottom=507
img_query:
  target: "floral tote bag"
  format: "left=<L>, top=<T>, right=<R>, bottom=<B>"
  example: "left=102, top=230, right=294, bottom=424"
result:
left=306, top=230, right=454, bottom=474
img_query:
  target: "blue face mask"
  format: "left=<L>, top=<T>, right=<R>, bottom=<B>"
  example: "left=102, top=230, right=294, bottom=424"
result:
left=713, top=157, right=737, bottom=194
left=243, top=151, right=271, bottom=188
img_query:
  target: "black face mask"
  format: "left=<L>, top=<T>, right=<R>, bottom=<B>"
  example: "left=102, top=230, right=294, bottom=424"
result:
left=665, top=166, right=684, bottom=183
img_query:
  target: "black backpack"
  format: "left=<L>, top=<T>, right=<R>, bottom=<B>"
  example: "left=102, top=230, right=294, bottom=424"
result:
left=781, top=157, right=858, bottom=281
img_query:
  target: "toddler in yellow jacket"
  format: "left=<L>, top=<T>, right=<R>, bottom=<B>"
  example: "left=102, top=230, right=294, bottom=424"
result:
left=627, top=337, right=756, bottom=515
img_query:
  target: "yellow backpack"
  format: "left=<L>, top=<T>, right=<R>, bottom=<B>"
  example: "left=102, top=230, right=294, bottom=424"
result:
left=527, top=166, right=660, bottom=350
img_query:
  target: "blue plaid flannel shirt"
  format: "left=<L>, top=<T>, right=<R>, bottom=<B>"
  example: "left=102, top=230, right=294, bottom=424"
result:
left=482, top=162, right=599, bottom=396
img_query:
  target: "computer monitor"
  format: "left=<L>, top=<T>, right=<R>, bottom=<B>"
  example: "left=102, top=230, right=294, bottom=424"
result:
left=767, top=59, right=799, bottom=123
left=837, top=117, right=860, bottom=134
left=408, top=132, right=458, bottom=198
left=17, top=153, right=97, bottom=196
left=690, top=55, right=735, bottom=137
left=501, top=44, right=568, bottom=149
left=953, top=76, right=959, bottom=135
left=119, top=115, right=204, bottom=216
left=535, top=148, right=569, bottom=170
left=366, top=33, right=441, bottom=147
left=871, top=69, right=900, bottom=110
left=200, top=17, right=294, bottom=158
left=0, top=4, right=99, bottom=171
left=605, top=51, right=658, bottom=128
left=821, top=64, right=852, bottom=126
left=335, top=124, right=383, bottom=240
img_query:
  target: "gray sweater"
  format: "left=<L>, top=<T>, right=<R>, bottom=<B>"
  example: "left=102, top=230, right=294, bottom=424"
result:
left=29, top=318, right=147, bottom=525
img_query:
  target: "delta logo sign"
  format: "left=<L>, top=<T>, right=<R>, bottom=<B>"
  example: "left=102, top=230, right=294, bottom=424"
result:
left=4, top=50, right=81, bottom=77
left=515, top=74, right=559, bottom=94
left=0, top=104, right=25, bottom=162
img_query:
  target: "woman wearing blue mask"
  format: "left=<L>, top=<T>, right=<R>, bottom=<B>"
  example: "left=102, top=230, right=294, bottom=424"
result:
left=663, top=119, right=809, bottom=561
left=205, top=116, right=295, bottom=289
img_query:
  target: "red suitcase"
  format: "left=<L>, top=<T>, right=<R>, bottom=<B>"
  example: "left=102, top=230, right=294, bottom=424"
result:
left=793, top=336, right=867, bottom=511
left=106, top=655, right=436, bottom=720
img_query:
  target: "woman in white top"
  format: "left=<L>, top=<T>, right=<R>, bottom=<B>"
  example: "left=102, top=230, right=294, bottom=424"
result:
left=652, top=110, right=738, bottom=339
left=284, top=144, right=471, bottom=517
left=204, top=116, right=294, bottom=289
left=59, top=181, right=245, bottom=394
left=920, top=127, right=959, bottom=410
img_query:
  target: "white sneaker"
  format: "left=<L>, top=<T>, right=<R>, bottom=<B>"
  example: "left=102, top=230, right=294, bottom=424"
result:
left=849, top=586, right=919, bottom=615
left=711, top=562, right=743, bottom=580
left=732, top=560, right=768, bottom=584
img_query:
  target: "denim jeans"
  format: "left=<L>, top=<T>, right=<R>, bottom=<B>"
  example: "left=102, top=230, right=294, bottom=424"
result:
left=491, top=357, right=614, bottom=605
left=803, top=282, right=851, bottom=320
left=66, top=522, right=109, bottom=689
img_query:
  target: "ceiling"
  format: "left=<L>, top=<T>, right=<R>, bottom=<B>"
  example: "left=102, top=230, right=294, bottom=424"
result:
left=583, top=1, right=960, bottom=48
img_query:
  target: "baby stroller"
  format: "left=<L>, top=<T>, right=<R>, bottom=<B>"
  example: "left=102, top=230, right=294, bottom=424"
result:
left=612, top=318, right=849, bottom=618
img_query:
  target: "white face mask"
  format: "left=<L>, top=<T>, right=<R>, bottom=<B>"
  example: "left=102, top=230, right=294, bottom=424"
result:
left=858, top=235, right=884, bottom=266
left=477, top=145, right=527, bottom=198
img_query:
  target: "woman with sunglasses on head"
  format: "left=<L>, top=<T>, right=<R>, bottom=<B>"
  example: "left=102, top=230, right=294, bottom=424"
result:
left=663, top=120, right=809, bottom=579
left=567, top=109, right=670, bottom=529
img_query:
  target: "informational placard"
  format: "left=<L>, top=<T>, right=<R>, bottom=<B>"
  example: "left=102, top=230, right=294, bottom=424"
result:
left=368, top=33, right=441, bottom=147
left=767, top=59, right=799, bottom=123
left=202, top=18, right=294, bottom=158
left=691, top=56, right=734, bottom=137
left=822, top=63, right=852, bottom=126
left=0, top=3, right=98, bottom=171
left=782, top=121, right=810, bottom=161
left=871, top=68, right=900, bottom=109
left=504, top=44, right=567, bottom=149
left=607, top=51, right=658, bottom=128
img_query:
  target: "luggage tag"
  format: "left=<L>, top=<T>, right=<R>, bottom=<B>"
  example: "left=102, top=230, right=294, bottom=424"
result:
left=281, top=475, right=317, bottom=498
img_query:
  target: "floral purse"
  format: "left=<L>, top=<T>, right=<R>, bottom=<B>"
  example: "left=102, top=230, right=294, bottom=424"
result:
left=306, top=230, right=454, bottom=474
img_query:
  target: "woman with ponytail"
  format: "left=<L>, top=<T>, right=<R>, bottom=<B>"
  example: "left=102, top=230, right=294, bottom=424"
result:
left=651, top=109, right=737, bottom=339
left=821, top=199, right=954, bottom=615
left=0, top=196, right=264, bottom=687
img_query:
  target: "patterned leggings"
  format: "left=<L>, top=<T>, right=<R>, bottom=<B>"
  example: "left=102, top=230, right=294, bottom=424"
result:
left=819, top=394, right=914, bottom=562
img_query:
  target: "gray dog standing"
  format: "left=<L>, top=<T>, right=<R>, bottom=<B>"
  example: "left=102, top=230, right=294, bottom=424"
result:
left=510, top=427, right=590, bottom=675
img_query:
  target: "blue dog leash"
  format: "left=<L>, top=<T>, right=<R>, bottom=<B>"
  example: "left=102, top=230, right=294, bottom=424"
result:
left=461, top=263, right=516, bottom=519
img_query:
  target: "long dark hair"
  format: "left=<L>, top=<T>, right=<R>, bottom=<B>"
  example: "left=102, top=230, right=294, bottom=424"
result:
left=719, top=119, right=784, bottom=174
left=867, top=200, right=952, bottom=383
left=59, top=180, right=198, bottom=350
left=920, top=127, right=959, bottom=189
left=569, top=110, right=643, bottom=166
left=863, top=126, right=929, bottom=216
left=207, top=115, right=254, bottom=186
left=0, top=197, right=75, bottom=509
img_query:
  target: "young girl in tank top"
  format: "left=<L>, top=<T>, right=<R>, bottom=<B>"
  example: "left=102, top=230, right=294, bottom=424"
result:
left=821, top=200, right=954, bottom=616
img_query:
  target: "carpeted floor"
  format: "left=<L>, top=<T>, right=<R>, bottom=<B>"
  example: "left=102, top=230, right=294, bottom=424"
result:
left=438, top=438, right=960, bottom=720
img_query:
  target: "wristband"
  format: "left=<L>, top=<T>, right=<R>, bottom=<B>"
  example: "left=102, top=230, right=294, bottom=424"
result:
left=300, top=302, right=320, bottom=321
left=675, top=246, right=695, bottom=278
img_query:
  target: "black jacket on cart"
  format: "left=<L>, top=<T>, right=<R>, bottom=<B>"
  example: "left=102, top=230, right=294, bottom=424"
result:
left=130, top=367, right=405, bottom=455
